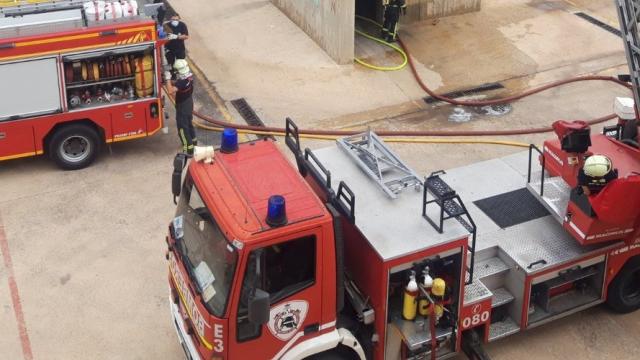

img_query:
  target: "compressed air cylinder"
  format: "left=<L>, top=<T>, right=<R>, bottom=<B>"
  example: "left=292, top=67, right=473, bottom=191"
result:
left=432, top=278, right=446, bottom=323
left=418, top=267, right=433, bottom=316
left=403, top=272, right=419, bottom=321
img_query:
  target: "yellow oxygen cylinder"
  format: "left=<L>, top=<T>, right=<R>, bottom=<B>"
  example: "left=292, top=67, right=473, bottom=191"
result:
left=402, top=271, right=419, bottom=320
left=432, top=278, right=446, bottom=323
left=418, top=267, right=433, bottom=316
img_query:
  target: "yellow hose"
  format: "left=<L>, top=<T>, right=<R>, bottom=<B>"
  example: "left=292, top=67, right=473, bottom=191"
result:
left=354, top=16, right=408, bottom=71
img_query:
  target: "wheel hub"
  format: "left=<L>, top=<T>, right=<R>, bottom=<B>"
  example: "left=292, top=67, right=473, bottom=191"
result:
left=60, top=135, right=91, bottom=162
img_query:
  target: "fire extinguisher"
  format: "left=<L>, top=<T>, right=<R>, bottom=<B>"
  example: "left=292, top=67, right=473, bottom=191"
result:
left=402, top=271, right=419, bottom=320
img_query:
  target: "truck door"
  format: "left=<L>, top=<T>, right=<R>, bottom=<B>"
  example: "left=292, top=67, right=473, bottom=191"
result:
left=0, top=57, right=62, bottom=159
left=231, top=230, right=324, bottom=359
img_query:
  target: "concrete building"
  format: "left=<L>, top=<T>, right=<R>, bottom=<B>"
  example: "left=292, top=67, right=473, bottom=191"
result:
left=271, top=0, right=481, bottom=64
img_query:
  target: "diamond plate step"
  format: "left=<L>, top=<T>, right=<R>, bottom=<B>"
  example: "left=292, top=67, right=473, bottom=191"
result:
left=491, top=287, right=515, bottom=308
left=527, top=176, right=570, bottom=225
left=474, top=256, right=510, bottom=280
left=488, top=316, right=520, bottom=342
left=464, top=279, right=491, bottom=304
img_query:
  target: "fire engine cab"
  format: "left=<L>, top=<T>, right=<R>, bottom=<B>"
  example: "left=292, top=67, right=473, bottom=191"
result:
left=0, top=0, right=165, bottom=169
left=166, top=114, right=640, bottom=359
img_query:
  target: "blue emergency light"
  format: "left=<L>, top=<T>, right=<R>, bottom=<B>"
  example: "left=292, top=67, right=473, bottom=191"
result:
left=266, top=195, right=287, bottom=227
left=221, top=128, right=239, bottom=153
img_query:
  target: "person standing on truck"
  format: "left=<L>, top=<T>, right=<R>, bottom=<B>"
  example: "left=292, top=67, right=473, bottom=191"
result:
left=577, top=154, right=618, bottom=195
left=165, top=14, right=189, bottom=69
left=154, top=0, right=166, bottom=25
left=382, top=0, right=407, bottom=42
left=167, top=59, right=197, bottom=154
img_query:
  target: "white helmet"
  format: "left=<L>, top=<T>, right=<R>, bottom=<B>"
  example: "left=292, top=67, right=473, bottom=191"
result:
left=584, top=155, right=612, bottom=177
left=173, top=59, right=190, bottom=76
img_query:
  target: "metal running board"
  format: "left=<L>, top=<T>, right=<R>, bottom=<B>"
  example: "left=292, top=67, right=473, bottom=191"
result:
left=337, top=131, right=422, bottom=199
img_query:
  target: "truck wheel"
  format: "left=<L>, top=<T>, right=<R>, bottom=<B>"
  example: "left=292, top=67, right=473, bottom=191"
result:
left=48, top=124, right=100, bottom=170
left=307, top=345, right=358, bottom=360
left=607, top=256, right=640, bottom=314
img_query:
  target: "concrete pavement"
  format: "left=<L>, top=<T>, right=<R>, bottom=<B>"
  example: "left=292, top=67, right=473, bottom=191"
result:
left=1, top=0, right=639, bottom=359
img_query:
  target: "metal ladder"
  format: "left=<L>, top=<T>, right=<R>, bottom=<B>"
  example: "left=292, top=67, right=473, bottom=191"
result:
left=422, top=171, right=477, bottom=284
left=337, top=130, right=422, bottom=199
left=617, top=0, right=640, bottom=111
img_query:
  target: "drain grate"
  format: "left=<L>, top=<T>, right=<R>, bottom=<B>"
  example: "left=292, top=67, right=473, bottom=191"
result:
left=574, top=12, right=621, bottom=37
left=424, top=82, right=504, bottom=104
left=474, top=188, right=550, bottom=228
left=230, top=98, right=274, bottom=140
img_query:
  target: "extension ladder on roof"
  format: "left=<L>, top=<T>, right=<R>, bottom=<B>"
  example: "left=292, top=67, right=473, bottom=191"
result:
left=337, top=130, right=422, bottom=199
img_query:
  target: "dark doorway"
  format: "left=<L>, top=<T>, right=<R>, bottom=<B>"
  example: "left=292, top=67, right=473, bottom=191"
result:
left=356, top=0, right=382, bottom=22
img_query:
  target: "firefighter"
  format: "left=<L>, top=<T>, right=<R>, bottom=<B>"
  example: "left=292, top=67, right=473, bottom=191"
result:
left=153, top=0, right=166, bottom=26
left=167, top=59, right=197, bottom=154
left=382, top=0, right=407, bottom=42
left=165, top=14, right=189, bottom=69
left=577, top=154, right=618, bottom=195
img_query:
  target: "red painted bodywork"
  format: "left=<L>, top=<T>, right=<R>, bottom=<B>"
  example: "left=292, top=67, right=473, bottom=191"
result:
left=167, top=131, right=640, bottom=359
left=543, top=133, right=640, bottom=245
left=168, top=140, right=336, bottom=360
left=0, top=18, right=164, bottom=162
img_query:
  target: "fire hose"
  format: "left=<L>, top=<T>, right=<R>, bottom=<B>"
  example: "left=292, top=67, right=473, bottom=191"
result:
left=168, top=23, right=633, bottom=144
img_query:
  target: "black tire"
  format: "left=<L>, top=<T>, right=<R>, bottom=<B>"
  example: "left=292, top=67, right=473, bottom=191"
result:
left=48, top=124, right=100, bottom=170
left=306, top=345, right=358, bottom=360
left=607, top=256, right=640, bottom=313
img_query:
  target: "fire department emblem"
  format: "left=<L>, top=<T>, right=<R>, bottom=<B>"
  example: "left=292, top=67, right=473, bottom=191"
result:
left=267, top=300, right=309, bottom=341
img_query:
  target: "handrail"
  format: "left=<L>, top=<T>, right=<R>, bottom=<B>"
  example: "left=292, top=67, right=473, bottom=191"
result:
left=527, top=144, right=546, bottom=197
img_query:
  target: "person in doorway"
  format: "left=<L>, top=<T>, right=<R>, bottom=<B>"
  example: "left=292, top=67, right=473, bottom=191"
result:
left=167, top=59, right=197, bottom=154
left=577, top=154, right=618, bottom=195
left=153, top=0, right=166, bottom=25
left=165, top=14, right=189, bottom=69
left=382, top=0, right=407, bottom=42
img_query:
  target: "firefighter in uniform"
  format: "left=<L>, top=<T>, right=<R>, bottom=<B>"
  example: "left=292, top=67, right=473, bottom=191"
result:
left=382, top=0, right=407, bottom=42
left=577, top=154, right=618, bottom=195
left=167, top=59, right=197, bottom=154
left=164, top=14, right=189, bottom=69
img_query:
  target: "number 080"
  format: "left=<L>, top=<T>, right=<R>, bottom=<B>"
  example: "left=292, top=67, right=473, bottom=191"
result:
left=462, top=310, right=490, bottom=329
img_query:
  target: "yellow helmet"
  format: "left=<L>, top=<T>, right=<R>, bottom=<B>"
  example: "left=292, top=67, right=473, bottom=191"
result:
left=584, top=155, right=612, bottom=177
left=432, top=278, right=446, bottom=297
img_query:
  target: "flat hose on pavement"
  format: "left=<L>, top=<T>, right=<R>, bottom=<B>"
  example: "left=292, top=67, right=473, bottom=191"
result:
left=177, top=31, right=633, bottom=138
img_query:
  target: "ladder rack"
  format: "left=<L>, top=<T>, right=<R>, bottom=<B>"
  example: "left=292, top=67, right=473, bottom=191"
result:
left=617, top=0, right=640, bottom=112
left=0, top=0, right=87, bottom=16
left=337, top=131, right=422, bottom=199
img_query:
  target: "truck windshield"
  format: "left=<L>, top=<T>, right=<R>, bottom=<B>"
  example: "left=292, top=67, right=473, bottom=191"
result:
left=174, top=175, right=238, bottom=318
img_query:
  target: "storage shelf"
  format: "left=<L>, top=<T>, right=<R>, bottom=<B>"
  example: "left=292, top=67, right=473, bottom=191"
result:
left=66, top=76, right=135, bottom=89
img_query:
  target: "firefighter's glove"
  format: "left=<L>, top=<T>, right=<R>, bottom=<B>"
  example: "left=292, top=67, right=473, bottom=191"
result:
left=167, top=33, right=178, bottom=40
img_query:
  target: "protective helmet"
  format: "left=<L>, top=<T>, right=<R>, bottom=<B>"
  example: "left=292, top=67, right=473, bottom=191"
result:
left=173, top=59, right=190, bottom=76
left=584, top=155, right=612, bottom=177
left=432, top=278, right=446, bottom=297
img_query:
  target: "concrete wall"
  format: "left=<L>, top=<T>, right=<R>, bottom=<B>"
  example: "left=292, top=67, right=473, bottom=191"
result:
left=402, top=0, right=481, bottom=22
left=271, top=0, right=355, bottom=65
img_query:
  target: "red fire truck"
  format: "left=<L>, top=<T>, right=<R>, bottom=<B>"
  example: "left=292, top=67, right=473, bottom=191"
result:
left=165, top=0, right=640, bottom=358
left=166, top=111, right=639, bottom=359
left=0, top=0, right=165, bottom=169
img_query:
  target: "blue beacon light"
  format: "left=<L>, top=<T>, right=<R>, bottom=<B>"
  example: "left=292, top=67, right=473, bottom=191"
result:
left=220, top=128, right=239, bottom=153
left=266, top=195, right=287, bottom=227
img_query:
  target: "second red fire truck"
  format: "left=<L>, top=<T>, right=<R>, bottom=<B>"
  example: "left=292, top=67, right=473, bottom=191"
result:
left=0, top=0, right=165, bottom=169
